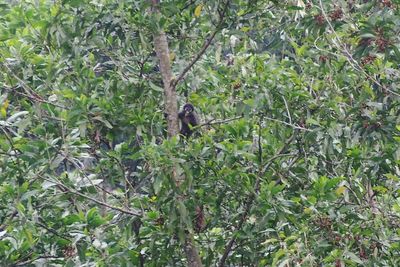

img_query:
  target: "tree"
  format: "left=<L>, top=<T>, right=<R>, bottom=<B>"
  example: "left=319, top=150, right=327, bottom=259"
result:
left=1, top=0, right=400, bottom=266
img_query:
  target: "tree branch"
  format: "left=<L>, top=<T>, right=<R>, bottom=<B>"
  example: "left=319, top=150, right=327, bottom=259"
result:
left=198, top=115, right=243, bottom=127
left=40, top=175, right=141, bottom=216
left=1, top=69, right=69, bottom=109
left=198, top=114, right=311, bottom=132
left=171, top=0, right=230, bottom=90
left=264, top=116, right=311, bottom=131
left=14, top=255, right=60, bottom=266
left=152, top=3, right=179, bottom=137
left=218, top=132, right=297, bottom=267
left=37, top=218, right=71, bottom=242
left=317, top=0, right=400, bottom=97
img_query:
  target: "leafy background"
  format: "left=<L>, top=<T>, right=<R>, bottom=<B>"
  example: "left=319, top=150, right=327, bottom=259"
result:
left=1, top=0, right=400, bottom=266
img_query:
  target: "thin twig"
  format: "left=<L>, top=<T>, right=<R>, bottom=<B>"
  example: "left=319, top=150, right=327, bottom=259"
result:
left=61, top=155, right=125, bottom=203
left=198, top=115, right=243, bottom=128
left=264, top=116, right=312, bottom=131
left=281, top=95, right=292, bottom=124
left=104, top=151, right=136, bottom=196
left=198, top=113, right=311, bottom=132
left=37, top=219, right=71, bottom=242
left=181, top=0, right=196, bottom=11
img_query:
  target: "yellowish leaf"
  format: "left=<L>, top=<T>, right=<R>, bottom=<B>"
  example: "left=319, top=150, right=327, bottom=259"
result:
left=303, top=207, right=312, bottom=214
left=50, top=4, right=59, bottom=17
left=336, top=186, right=346, bottom=195
left=2, top=99, right=9, bottom=110
left=241, top=26, right=250, bottom=32
left=169, top=52, right=176, bottom=62
left=1, top=99, right=9, bottom=117
left=194, top=4, right=203, bottom=17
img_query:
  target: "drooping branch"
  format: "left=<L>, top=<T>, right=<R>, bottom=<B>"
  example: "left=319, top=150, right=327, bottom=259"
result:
left=40, top=175, right=141, bottom=216
left=14, top=256, right=60, bottom=266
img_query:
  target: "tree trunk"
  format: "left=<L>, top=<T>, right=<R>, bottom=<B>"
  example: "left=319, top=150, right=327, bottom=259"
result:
left=150, top=0, right=179, bottom=138
left=153, top=31, right=179, bottom=137
left=150, top=1, right=203, bottom=266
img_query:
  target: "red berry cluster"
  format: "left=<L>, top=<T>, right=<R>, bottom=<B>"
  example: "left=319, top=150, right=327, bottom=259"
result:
left=359, top=38, right=373, bottom=47
left=329, top=8, right=343, bottom=21
left=380, top=0, right=394, bottom=8
left=62, top=245, right=76, bottom=258
left=361, top=55, right=376, bottom=66
left=375, top=37, right=390, bottom=52
left=319, top=55, right=329, bottom=63
left=314, top=14, right=325, bottom=26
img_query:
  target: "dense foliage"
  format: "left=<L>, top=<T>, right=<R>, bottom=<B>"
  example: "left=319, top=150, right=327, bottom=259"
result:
left=1, top=0, right=400, bottom=266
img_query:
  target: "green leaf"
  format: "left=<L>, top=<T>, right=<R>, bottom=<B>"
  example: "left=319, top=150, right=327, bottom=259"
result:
left=153, top=175, right=163, bottom=194
left=86, top=208, right=105, bottom=227
left=345, top=251, right=364, bottom=264
left=149, top=82, right=163, bottom=92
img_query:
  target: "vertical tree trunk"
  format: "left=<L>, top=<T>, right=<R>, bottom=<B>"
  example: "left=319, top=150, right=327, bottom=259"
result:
left=151, top=0, right=179, bottom=138
left=153, top=31, right=180, bottom=137
left=150, top=1, right=203, bottom=266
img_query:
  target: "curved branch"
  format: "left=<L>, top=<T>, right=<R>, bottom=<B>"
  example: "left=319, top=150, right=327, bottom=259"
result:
left=198, top=114, right=311, bottom=131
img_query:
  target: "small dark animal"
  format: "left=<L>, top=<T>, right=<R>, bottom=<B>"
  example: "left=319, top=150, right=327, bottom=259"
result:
left=178, top=103, right=199, bottom=138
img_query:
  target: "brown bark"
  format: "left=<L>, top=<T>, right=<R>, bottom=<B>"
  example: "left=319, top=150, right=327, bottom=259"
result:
left=153, top=30, right=179, bottom=137
left=150, top=1, right=203, bottom=266
left=184, top=235, right=203, bottom=267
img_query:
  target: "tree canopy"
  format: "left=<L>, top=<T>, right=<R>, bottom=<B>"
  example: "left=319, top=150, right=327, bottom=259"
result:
left=1, top=0, right=400, bottom=266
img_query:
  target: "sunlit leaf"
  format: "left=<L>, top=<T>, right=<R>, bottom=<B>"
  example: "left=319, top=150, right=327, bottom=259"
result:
left=194, top=4, right=203, bottom=17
